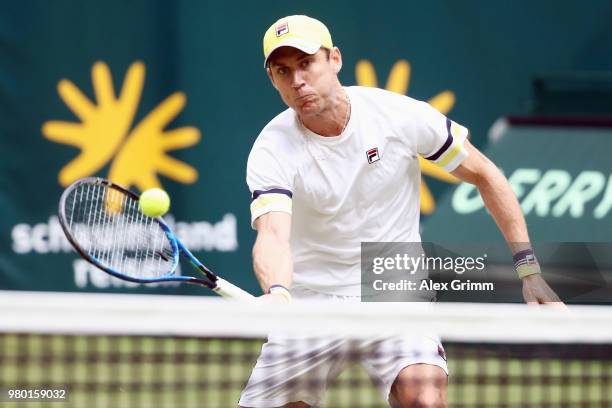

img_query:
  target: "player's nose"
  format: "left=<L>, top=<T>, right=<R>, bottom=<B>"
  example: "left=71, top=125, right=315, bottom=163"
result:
left=290, top=70, right=306, bottom=89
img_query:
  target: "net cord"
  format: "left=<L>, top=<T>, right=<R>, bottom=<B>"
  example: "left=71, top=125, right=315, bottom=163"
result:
left=0, top=291, right=610, bottom=342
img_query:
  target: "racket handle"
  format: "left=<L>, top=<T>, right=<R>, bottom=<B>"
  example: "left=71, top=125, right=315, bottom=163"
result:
left=213, top=277, right=255, bottom=300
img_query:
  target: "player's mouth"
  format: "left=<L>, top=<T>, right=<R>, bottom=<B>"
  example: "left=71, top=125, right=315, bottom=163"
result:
left=296, top=94, right=317, bottom=106
left=296, top=94, right=316, bottom=101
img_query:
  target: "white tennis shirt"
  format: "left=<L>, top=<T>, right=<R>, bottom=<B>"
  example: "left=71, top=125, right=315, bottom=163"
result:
left=247, top=86, right=469, bottom=295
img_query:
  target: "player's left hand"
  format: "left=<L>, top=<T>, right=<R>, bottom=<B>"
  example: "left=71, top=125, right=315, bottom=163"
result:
left=521, top=273, right=566, bottom=307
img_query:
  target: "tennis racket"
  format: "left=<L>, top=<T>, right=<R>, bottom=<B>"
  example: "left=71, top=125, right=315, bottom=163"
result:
left=58, top=177, right=254, bottom=300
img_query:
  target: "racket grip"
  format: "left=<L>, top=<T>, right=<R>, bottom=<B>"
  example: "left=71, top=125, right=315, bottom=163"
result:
left=213, top=277, right=255, bottom=300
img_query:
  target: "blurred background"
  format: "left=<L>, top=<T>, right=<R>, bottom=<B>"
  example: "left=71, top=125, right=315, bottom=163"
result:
left=1, top=0, right=611, bottom=299
left=1, top=2, right=611, bottom=407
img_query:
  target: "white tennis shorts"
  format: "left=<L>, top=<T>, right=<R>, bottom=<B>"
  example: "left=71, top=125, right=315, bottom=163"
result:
left=238, top=288, right=448, bottom=408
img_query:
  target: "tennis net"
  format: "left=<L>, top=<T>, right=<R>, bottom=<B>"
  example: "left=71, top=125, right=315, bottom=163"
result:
left=1, top=291, right=611, bottom=408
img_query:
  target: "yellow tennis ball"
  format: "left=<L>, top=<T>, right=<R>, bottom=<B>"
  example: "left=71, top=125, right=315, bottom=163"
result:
left=139, top=188, right=170, bottom=217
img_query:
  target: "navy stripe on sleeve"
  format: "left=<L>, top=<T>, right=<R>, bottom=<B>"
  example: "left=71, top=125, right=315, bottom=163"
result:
left=252, top=188, right=293, bottom=201
left=425, top=118, right=453, bottom=161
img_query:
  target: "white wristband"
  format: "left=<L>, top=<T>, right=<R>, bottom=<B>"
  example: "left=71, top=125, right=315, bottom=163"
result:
left=269, top=285, right=292, bottom=302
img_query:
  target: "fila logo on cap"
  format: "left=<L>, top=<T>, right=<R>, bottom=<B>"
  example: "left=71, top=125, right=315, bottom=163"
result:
left=275, top=22, right=289, bottom=37
left=366, top=147, right=380, bottom=164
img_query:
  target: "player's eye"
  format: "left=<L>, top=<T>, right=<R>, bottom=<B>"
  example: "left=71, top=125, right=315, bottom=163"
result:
left=300, top=59, right=311, bottom=68
left=277, top=67, right=288, bottom=75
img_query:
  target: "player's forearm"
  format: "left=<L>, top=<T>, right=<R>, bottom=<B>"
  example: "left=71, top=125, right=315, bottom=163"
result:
left=252, top=230, right=293, bottom=292
left=475, top=163, right=531, bottom=253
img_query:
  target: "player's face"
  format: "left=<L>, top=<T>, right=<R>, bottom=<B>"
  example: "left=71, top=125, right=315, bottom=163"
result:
left=267, top=47, right=342, bottom=117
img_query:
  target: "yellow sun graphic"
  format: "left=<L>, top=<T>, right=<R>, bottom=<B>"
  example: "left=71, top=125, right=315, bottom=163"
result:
left=355, top=59, right=460, bottom=215
left=42, top=61, right=200, bottom=192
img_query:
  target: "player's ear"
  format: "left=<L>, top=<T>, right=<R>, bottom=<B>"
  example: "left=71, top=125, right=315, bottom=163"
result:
left=330, top=47, right=342, bottom=74
left=266, top=67, right=278, bottom=90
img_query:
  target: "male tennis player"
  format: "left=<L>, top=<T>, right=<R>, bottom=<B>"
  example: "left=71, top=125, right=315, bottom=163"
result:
left=239, top=15, right=561, bottom=408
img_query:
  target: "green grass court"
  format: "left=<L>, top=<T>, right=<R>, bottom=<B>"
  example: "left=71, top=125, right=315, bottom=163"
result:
left=1, top=334, right=610, bottom=407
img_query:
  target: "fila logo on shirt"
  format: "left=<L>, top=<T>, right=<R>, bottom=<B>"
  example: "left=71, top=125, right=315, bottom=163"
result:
left=366, top=147, right=380, bottom=164
left=276, top=22, right=289, bottom=36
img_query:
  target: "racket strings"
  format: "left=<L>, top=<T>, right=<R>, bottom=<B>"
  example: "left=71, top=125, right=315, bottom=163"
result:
left=63, top=183, right=175, bottom=280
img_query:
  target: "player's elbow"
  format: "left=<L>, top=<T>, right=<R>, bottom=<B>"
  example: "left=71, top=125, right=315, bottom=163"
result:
left=253, top=234, right=289, bottom=259
left=462, top=158, right=500, bottom=189
left=475, top=161, right=507, bottom=192
left=252, top=230, right=291, bottom=271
